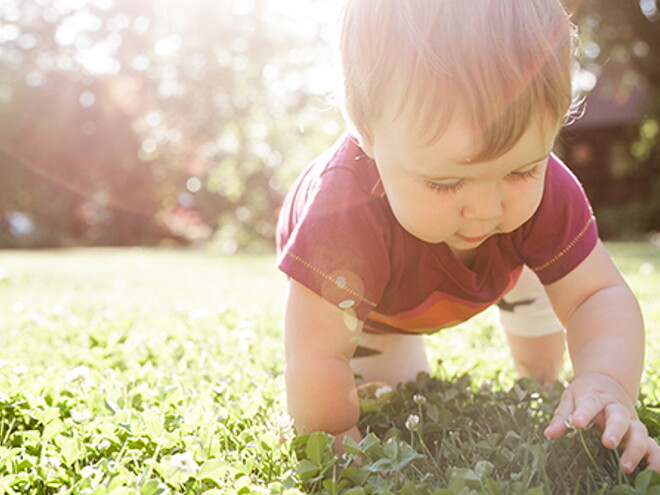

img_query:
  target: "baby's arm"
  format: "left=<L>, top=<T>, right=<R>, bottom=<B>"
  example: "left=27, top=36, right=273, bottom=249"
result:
left=543, top=240, right=660, bottom=472
left=284, top=279, right=364, bottom=451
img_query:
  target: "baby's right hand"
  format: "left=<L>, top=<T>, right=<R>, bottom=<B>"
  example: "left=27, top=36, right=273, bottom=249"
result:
left=544, top=372, right=660, bottom=473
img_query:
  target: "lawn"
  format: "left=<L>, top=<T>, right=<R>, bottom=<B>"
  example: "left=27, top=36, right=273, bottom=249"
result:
left=0, top=242, right=659, bottom=494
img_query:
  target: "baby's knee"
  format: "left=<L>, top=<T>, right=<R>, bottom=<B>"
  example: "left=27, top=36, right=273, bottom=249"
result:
left=506, top=331, right=565, bottom=382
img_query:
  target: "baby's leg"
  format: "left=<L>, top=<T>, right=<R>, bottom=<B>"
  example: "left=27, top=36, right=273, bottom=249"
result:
left=498, top=266, right=565, bottom=382
left=350, top=331, right=430, bottom=387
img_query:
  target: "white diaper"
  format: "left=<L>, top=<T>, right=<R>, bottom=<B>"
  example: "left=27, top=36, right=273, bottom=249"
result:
left=497, top=265, right=564, bottom=337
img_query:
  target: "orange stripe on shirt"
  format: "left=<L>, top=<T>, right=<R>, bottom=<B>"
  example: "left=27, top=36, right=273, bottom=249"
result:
left=367, top=298, right=491, bottom=335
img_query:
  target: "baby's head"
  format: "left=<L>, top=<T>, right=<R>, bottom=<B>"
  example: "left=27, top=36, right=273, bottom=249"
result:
left=339, top=0, right=578, bottom=160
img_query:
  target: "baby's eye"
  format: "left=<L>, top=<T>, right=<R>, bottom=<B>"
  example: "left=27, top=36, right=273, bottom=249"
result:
left=425, top=179, right=465, bottom=194
left=508, top=163, right=543, bottom=181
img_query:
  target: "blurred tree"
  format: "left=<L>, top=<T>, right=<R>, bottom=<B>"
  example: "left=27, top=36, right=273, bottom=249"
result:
left=560, top=0, right=660, bottom=237
left=0, top=0, right=343, bottom=249
left=7, top=0, right=655, bottom=248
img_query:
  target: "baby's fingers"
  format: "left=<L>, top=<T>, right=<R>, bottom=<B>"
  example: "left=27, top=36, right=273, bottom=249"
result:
left=600, top=402, right=633, bottom=450
left=644, top=438, right=660, bottom=472
left=618, top=420, right=651, bottom=473
left=572, top=391, right=608, bottom=429
left=544, top=391, right=576, bottom=439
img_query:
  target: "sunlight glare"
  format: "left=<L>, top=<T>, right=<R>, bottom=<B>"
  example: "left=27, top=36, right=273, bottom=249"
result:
left=640, top=0, right=658, bottom=20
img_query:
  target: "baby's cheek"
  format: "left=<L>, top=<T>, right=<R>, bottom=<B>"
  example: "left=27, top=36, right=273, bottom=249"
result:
left=501, top=200, right=535, bottom=232
left=514, top=183, right=544, bottom=217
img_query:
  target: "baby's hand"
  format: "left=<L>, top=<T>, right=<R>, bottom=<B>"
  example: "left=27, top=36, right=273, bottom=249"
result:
left=544, top=372, right=660, bottom=473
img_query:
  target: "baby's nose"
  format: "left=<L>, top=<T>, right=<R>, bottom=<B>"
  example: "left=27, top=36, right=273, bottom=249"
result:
left=461, top=183, right=504, bottom=221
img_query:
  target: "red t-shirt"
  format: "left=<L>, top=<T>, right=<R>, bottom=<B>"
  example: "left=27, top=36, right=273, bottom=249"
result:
left=276, top=134, right=598, bottom=335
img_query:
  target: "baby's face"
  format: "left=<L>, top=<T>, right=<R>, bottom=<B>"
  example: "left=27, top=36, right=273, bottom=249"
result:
left=361, top=115, right=557, bottom=254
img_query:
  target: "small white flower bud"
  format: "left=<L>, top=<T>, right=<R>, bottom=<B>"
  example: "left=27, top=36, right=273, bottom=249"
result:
left=71, top=409, right=92, bottom=423
left=42, top=456, right=61, bottom=470
left=375, top=385, right=393, bottom=399
left=405, top=414, right=420, bottom=431
left=96, top=439, right=112, bottom=451
left=65, top=366, right=90, bottom=386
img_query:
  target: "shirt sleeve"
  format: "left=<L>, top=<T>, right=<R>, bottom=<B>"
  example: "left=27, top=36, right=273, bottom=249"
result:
left=277, top=161, right=392, bottom=320
left=517, top=154, right=599, bottom=284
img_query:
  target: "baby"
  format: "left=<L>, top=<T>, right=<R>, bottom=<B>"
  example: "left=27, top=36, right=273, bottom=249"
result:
left=276, top=0, right=660, bottom=473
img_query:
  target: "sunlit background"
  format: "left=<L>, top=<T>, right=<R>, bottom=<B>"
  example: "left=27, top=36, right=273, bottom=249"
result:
left=0, top=0, right=658, bottom=250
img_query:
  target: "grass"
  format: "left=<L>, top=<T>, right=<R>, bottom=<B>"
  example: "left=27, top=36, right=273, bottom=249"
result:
left=0, top=242, right=659, bottom=494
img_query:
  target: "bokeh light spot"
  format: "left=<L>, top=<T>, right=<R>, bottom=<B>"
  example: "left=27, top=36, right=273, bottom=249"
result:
left=186, top=177, right=202, bottom=193
left=26, top=71, right=45, bottom=87
left=141, top=138, right=157, bottom=154
left=0, top=85, right=13, bottom=104
left=640, top=0, right=658, bottom=20
left=131, top=54, right=150, bottom=71
left=339, top=299, right=356, bottom=309
left=0, top=24, right=21, bottom=42
left=78, top=90, right=96, bottom=108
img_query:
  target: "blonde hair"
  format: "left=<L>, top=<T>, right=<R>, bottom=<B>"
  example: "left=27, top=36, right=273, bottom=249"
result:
left=339, top=0, right=578, bottom=161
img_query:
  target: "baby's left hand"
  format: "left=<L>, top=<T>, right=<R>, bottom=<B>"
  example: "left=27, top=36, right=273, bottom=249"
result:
left=544, top=372, right=660, bottom=473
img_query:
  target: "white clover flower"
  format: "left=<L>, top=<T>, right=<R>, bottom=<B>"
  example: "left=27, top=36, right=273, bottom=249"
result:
left=375, top=385, right=393, bottom=399
left=188, top=308, right=209, bottom=320
left=13, top=365, right=28, bottom=376
left=563, top=413, right=577, bottom=431
left=170, top=452, right=199, bottom=473
left=65, top=365, right=90, bottom=386
left=640, top=262, right=655, bottom=275
left=42, top=456, right=61, bottom=470
left=405, top=414, right=420, bottom=431
left=80, top=465, right=102, bottom=479
left=71, top=409, right=92, bottom=423
left=413, top=394, right=427, bottom=405
left=96, top=439, right=112, bottom=451
left=271, top=412, right=295, bottom=444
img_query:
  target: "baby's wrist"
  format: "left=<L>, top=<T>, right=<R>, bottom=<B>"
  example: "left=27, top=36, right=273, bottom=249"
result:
left=574, top=371, right=636, bottom=406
